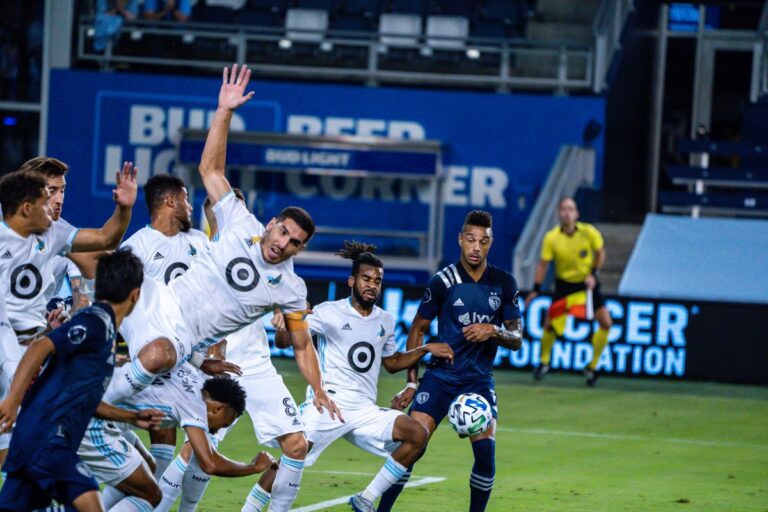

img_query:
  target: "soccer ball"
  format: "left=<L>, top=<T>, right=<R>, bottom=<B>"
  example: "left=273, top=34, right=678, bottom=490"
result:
left=448, top=393, right=493, bottom=437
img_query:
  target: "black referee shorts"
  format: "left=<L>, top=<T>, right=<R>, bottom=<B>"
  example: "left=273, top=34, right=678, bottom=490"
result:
left=553, top=279, right=606, bottom=309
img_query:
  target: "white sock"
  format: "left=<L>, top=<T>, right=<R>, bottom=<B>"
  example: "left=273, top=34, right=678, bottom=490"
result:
left=179, top=453, right=212, bottom=511
left=101, top=485, right=125, bottom=508
left=103, top=359, right=157, bottom=404
left=108, top=496, right=154, bottom=512
left=269, top=455, right=305, bottom=512
left=241, top=483, right=270, bottom=512
left=155, top=454, right=189, bottom=512
left=361, top=455, right=408, bottom=502
left=150, top=443, right=176, bottom=480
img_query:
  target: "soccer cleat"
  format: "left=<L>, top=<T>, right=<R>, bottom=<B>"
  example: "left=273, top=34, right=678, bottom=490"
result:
left=533, top=364, right=550, bottom=381
left=349, top=494, right=376, bottom=512
left=585, top=369, right=598, bottom=387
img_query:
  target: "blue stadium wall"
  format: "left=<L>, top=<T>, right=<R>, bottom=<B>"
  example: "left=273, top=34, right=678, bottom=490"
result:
left=48, top=69, right=605, bottom=272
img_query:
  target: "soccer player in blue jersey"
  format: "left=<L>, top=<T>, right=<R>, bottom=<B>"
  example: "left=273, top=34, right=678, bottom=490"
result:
left=0, top=249, right=162, bottom=511
left=380, top=210, right=523, bottom=512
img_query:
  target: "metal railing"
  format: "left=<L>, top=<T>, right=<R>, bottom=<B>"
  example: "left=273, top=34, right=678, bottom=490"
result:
left=592, top=0, right=634, bottom=93
left=76, top=16, right=594, bottom=92
left=513, top=145, right=596, bottom=290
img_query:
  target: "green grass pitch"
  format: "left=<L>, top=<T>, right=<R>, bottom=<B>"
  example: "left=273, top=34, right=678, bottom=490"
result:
left=150, top=360, right=768, bottom=511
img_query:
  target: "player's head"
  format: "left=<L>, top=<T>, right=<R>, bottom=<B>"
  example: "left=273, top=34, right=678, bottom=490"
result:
left=203, top=188, right=245, bottom=235
left=0, top=170, right=52, bottom=232
left=459, top=210, right=493, bottom=269
left=558, top=197, right=579, bottom=227
left=338, top=240, right=383, bottom=309
left=263, top=206, right=315, bottom=264
left=202, top=376, right=247, bottom=433
left=144, top=174, right=192, bottom=232
left=19, top=157, right=68, bottom=221
left=95, top=248, right=144, bottom=316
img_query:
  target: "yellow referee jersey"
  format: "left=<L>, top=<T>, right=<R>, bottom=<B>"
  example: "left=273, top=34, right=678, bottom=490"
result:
left=541, top=222, right=604, bottom=283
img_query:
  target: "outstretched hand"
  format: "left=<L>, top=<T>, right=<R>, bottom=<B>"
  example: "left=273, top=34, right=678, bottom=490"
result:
left=219, top=64, right=254, bottom=112
left=113, top=161, right=138, bottom=208
left=200, top=358, right=242, bottom=377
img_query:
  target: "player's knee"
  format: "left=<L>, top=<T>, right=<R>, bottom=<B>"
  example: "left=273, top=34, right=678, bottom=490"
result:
left=280, top=432, right=308, bottom=460
left=139, top=338, right=176, bottom=373
left=407, top=421, right=429, bottom=449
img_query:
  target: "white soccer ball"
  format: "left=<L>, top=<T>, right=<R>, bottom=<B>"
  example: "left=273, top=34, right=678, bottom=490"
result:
left=448, top=393, right=493, bottom=437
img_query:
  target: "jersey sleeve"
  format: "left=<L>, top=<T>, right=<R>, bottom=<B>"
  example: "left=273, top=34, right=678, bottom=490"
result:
left=178, top=394, right=209, bottom=431
left=381, top=314, right=398, bottom=358
left=501, top=272, right=522, bottom=321
left=540, top=231, right=555, bottom=261
left=281, top=277, right=308, bottom=315
left=120, top=232, right=149, bottom=262
left=212, top=190, right=252, bottom=232
left=48, top=312, right=106, bottom=360
left=416, top=273, right=448, bottom=321
left=306, top=307, right=324, bottom=336
left=48, top=218, right=79, bottom=256
left=65, top=257, right=82, bottom=279
left=587, top=225, right=604, bottom=251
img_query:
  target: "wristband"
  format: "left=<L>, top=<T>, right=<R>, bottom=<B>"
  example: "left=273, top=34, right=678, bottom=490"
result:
left=406, top=382, right=418, bottom=391
left=189, top=352, right=205, bottom=369
left=533, top=283, right=542, bottom=293
left=592, top=268, right=600, bottom=277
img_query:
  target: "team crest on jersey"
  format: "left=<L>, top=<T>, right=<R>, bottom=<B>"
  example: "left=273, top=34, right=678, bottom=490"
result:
left=378, top=324, right=385, bottom=339
left=67, top=324, right=88, bottom=344
left=416, top=392, right=430, bottom=404
left=267, top=274, right=283, bottom=288
left=188, top=244, right=197, bottom=257
left=35, top=237, right=46, bottom=253
left=423, top=288, right=432, bottom=303
left=489, top=294, right=501, bottom=311
left=244, top=235, right=262, bottom=248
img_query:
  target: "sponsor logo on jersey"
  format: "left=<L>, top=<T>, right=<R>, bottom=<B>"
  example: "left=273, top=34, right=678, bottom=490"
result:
left=341, top=323, right=352, bottom=331
left=267, top=273, right=283, bottom=288
left=244, top=235, right=262, bottom=248
left=453, top=298, right=464, bottom=307
left=458, top=312, right=471, bottom=325
left=416, top=392, right=430, bottom=404
left=153, top=251, right=165, bottom=260
left=489, top=294, right=501, bottom=311
left=1, top=250, right=11, bottom=259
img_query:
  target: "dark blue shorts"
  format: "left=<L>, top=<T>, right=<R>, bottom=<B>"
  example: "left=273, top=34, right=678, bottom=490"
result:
left=0, top=446, right=98, bottom=511
left=409, top=370, right=498, bottom=426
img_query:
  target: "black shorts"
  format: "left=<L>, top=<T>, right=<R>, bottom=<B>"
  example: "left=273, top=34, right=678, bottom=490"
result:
left=554, top=279, right=606, bottom=309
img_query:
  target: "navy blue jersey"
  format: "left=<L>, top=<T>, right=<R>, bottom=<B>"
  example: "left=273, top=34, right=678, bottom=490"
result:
left=417, top=262, right=520, bottom=383
left=2, top=303, right=116, bottom=473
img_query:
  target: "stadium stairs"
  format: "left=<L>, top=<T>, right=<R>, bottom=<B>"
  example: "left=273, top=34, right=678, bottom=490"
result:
left=592, top=222, right=641, bottom=293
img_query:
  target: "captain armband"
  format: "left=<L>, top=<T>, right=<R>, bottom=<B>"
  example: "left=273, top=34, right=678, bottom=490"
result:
left=285, top=310, right=309, bottom=332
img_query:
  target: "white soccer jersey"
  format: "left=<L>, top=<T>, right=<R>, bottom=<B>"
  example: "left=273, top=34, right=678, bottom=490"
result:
left=121, top=226, right=211, bottom=284
left=116, top=362, right=208, bottom=432
left=169, top=192, right=308, bottom=343
left=47, top=255, right=82, bottom=300
left=0, top=292, right=20, bottom=394
left=308, top=298, right=397, bottom=409
left=0, top=218, right=78, bottom=331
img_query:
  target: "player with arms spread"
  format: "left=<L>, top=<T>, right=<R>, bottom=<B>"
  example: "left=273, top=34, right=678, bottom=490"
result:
left=380, top=210, right=523, bottom=512
left=106, top=64, right=341, bottom=512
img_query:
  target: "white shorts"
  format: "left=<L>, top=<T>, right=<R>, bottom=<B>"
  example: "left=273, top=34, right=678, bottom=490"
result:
left=217, top=373, right=304, bottom=448
left=0, top=433, right=10, bottom=451
left=300, top=402, right=402, bottom=466
left=78, top=419, right=144, bottom=486
left=119, top=279, right=195, bottom=366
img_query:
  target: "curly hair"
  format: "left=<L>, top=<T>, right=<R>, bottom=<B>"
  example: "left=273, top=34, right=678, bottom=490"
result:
left=337, top=240, right=383, bottom=276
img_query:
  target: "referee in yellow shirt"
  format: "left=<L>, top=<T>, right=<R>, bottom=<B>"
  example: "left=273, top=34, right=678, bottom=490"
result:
left=525, top=197, right=612, bottom=386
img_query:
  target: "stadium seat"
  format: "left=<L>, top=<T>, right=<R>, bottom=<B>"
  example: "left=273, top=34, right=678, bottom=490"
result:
left=425, top=15, right=469, bottom=50
left=379, top=13, right=422, bottom=47
left=285, top=8, right=329, bottom=42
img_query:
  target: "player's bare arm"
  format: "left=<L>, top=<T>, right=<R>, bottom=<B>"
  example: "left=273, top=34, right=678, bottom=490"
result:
left=94, top=402, right=164, bottom=430
left=0, top=336, right=56, bottom=432
left=199, top=64, right=254, bottom=203
left=390, top=313, right=431, bottom=410
left=186, top=425, right=277, bottom=477
left=290, top=325, right=344, bottom=422
left=71, top=161, right=137, bottom=252
left=382, top=342, right=454, bottom=373
left=463, top=318, right=523, bottom=350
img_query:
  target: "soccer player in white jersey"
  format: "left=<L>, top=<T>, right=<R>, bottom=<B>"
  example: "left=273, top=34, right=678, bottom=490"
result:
left=106, top=64, right=341, bottom=512
left=0, top=291, right=20, bottom=471
left=120, top=172, right=217, bottom=479
left=79, top=365, right=276, bottom=511
left=276, top=241, right=454, bottom=512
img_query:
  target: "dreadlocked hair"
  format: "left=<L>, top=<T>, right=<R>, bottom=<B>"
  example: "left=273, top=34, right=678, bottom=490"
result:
left=337, top=240, right=383, bottom=276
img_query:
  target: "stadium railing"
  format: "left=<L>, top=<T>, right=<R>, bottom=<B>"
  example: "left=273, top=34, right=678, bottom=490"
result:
left=513, top=144, right=596, bottom=290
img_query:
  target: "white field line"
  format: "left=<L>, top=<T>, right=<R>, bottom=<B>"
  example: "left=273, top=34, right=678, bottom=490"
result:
left=497, top=426, right=768, bottom=449
left=291, top=475, right=446, bottom=512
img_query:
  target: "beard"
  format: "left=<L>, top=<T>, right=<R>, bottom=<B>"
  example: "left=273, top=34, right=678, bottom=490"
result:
left=353, top=286, right=378, bottom=309
left=179, top=217, right=191, bottom=233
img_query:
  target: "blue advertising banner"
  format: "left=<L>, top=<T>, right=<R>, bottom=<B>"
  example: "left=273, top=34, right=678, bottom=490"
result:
left=48, top=69, right=604, bottom=272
